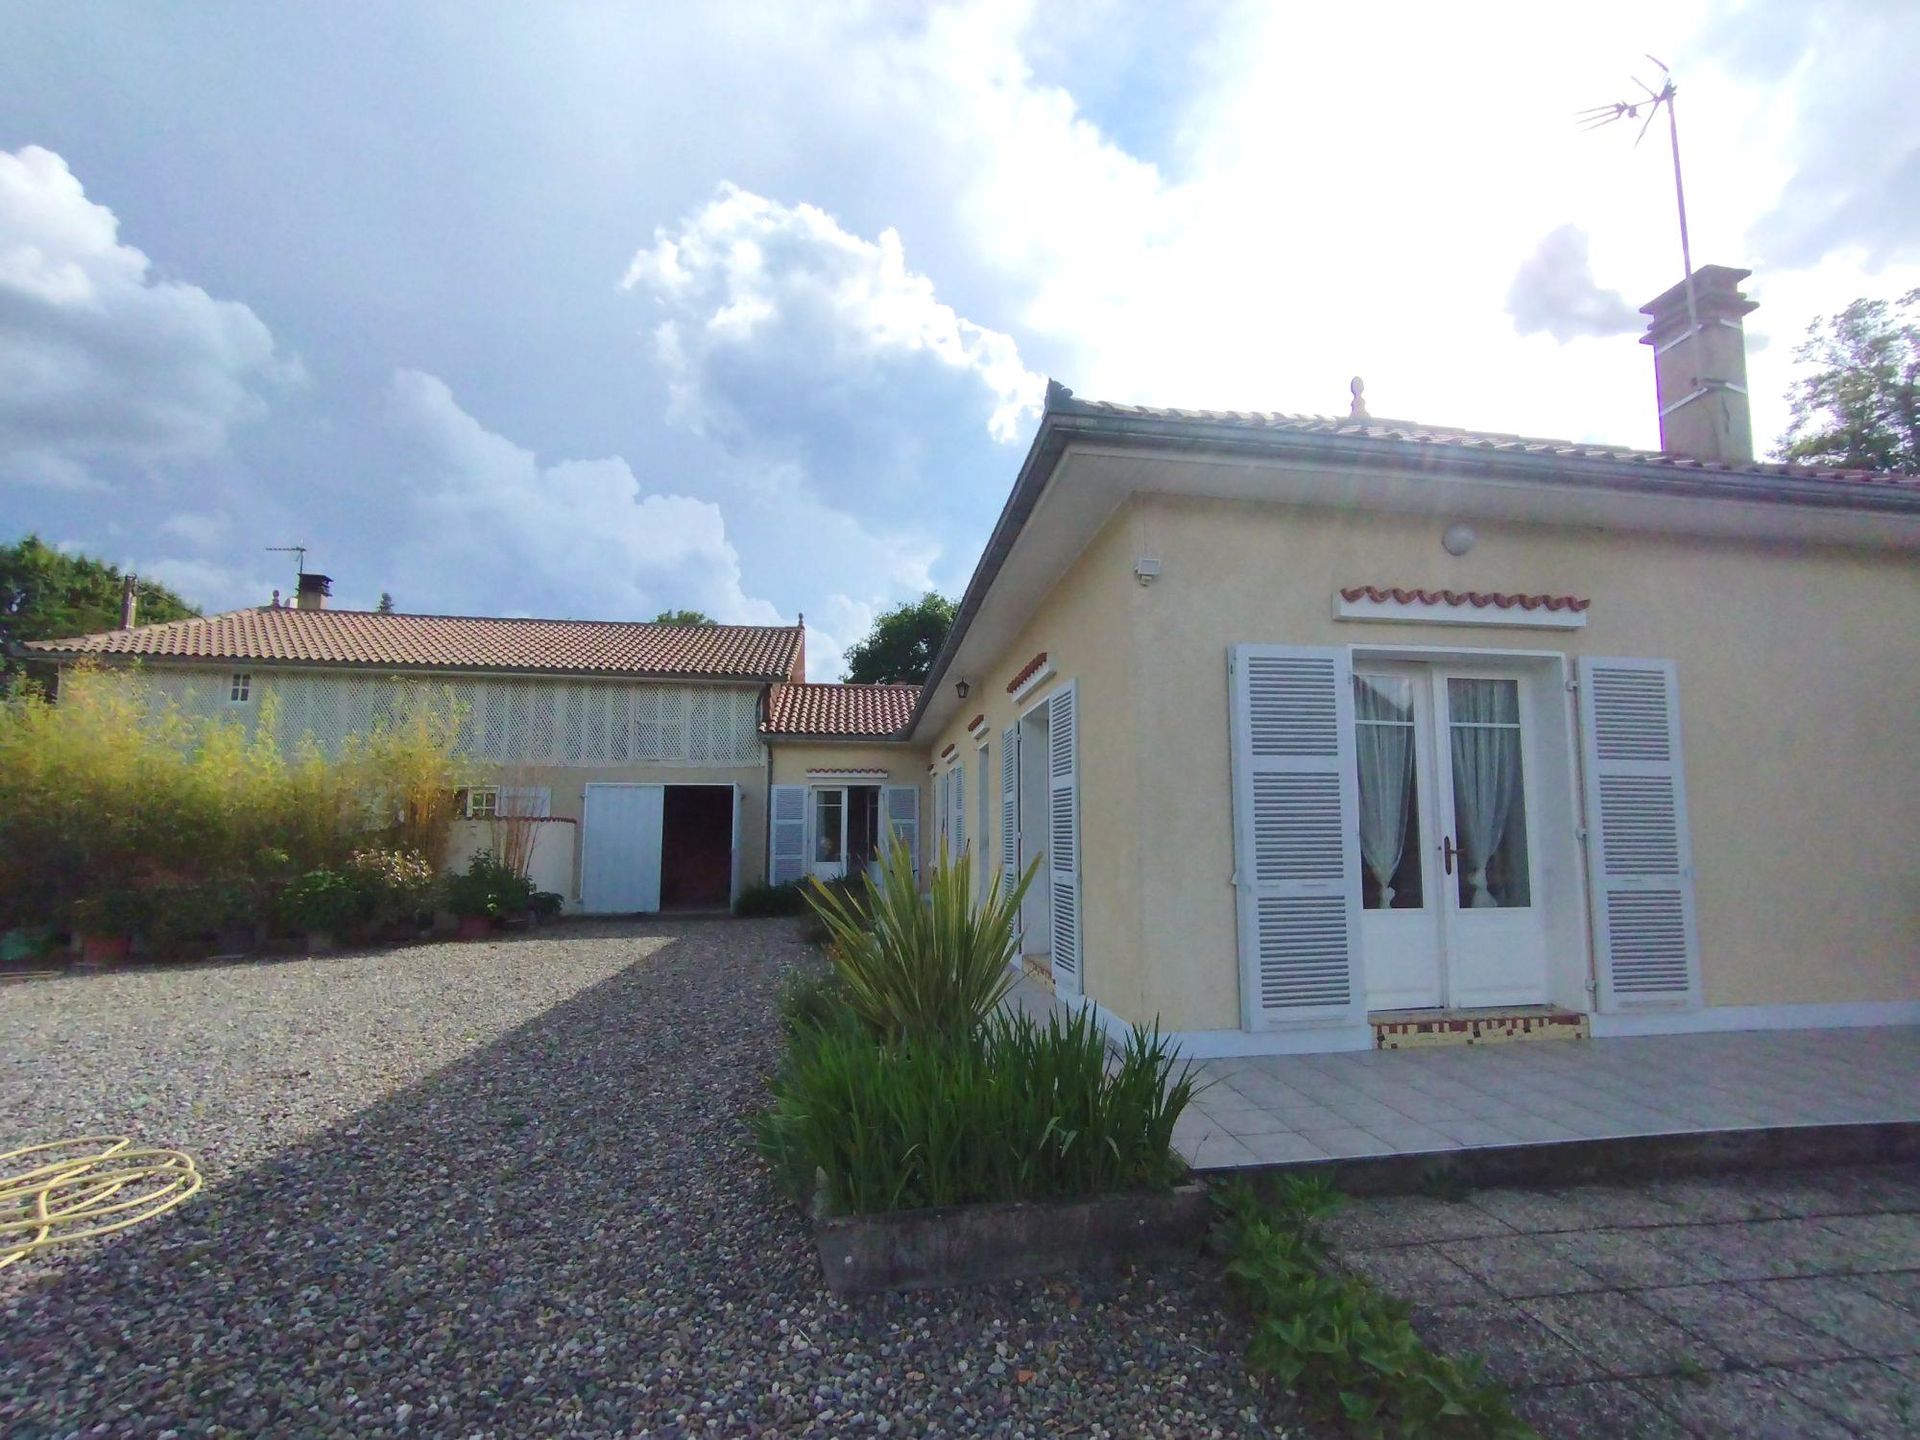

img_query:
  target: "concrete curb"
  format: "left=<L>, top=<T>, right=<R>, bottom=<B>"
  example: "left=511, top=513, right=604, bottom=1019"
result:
left=812, top=1180, right=1212, bottom=1295
left=1239, top=1120, right=1920, bottom=1197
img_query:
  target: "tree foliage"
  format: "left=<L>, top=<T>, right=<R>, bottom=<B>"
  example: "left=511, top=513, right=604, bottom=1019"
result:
left=1, top=536, right=200, bottom=687
left=652, top=608, right=717, bottom=626
left=1778, top=288, right=1920, bottom=473
left=842, top=591, right=955, bottom=684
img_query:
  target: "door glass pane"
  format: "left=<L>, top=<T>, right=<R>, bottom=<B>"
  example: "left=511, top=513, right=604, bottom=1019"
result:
left=1354, top=675, right=1423, bottom=910
left=814, top=790, right=843, bottom=862
left=1446, top=678, right=1531, bottom=908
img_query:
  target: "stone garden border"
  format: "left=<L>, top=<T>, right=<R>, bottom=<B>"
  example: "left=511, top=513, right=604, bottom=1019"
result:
left=812, top=1180, right=1212, bottom=1295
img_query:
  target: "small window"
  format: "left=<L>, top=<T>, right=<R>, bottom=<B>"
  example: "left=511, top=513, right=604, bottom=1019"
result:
left=463, top=786, right=500, bottom=820
left=229, top=672, right=252, bottom=703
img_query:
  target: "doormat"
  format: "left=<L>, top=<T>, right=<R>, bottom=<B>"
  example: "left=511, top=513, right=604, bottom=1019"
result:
left=1373, top=1010, right=1589, bottom=1050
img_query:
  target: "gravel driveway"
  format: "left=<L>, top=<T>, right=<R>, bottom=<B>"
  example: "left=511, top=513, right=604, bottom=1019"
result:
left=1, top=919, right=1295, bottom=1438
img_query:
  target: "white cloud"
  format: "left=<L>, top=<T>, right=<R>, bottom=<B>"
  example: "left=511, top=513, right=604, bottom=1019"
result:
left=0, top=145, right=292, bottom=488
left=622, top=184, right=1044, bottom=518
left=1507, top=226, right=1642, bottom=343
left=386, top=368, right=782, bottom=627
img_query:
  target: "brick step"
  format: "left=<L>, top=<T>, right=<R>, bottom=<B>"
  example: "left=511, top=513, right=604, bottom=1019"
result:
left=1370, top=1006, right=1589, bottom=1050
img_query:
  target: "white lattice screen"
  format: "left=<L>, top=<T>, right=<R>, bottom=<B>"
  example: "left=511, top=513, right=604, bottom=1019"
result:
left=141, top=668, right=764, bottom=767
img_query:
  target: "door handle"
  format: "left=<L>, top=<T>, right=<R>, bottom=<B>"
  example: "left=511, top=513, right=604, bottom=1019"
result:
left=1442, top=836, right=1460, bottom=876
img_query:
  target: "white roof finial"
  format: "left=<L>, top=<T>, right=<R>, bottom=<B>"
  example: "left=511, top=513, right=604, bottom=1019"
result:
left=1349, top=376, right=1369, bottom=419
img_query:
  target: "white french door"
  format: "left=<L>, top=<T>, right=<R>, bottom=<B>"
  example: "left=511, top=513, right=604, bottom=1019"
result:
left=810, top=786, right=847, bottom=881
left=1357, top=664, right=1549, bottom=1011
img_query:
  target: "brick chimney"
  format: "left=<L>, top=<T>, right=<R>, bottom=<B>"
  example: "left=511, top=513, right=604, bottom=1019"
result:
left=295, top=572, right=332, bottom=611
left=119, top=574, right=139, bottom=629
left=1640, top=265, right=1759, bottom=464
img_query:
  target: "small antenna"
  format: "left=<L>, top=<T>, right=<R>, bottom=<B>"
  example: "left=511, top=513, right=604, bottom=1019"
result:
left=1577, top=55, right=1698, bottom=340
left=266, top=544, right=308, bottom=586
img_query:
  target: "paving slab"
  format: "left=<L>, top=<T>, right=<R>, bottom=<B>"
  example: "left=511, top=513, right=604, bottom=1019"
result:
left=1510, top=1379, right=1692, bottom=1440
left=1745, top=1276, right=1920, bottom=1357
left=1635, top=1282, right=1856, bottom=1367
left=1779, top=1358, right=1920, bottom=1435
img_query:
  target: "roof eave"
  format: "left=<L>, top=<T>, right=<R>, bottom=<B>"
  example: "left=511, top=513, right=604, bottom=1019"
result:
left=908, top=390, right=1920, bottom=739
left=22, top=651, right=791, bottom=684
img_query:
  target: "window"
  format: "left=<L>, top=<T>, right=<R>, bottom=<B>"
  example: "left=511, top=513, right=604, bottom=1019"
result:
left=977, top=742, right=991, bottom=889
left=1354, top=674, right=1423, bottom=910
left=1446, top=677, right=1531, bottom=909
left=463, top=786, right=501, bottom=820
left=229, top=672, right=252, bottom=704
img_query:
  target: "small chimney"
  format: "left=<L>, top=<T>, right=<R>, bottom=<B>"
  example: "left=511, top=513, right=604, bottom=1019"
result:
left=1639, top=265, right=1759, bottom=464
left=295, top=572, right=332, bottom=611
left=119, top=574, right=139, bottom=629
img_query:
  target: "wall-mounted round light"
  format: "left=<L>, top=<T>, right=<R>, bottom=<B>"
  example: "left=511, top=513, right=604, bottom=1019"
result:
left=955, top=678, right=971, bottom=700
left=1442, top=522, right=1477, bottom=557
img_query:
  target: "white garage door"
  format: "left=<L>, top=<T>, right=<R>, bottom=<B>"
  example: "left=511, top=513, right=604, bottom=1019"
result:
left=581, top=784, right=665, bottom=914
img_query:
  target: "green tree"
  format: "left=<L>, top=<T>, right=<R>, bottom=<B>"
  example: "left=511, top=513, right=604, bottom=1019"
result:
left=652, top=608, right=717, bottom=625
left=1, top=536, right=199, bottom=686
left=377, top=591, right=396, bottom=614
left=843, top=591, right=955, bottom=684
left=1778, top=288, right=1919, bottom=473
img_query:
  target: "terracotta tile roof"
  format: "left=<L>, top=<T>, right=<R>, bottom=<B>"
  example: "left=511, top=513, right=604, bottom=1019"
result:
left=1006, top=652, right=1049, bottom=693
left=24, top=607, right=805, bottom=680
left=1341, top=585, right=1590, bottom=613
left=1066, top=398, right=1920, bottom=491
left=761, top=682, right=919, bottom=738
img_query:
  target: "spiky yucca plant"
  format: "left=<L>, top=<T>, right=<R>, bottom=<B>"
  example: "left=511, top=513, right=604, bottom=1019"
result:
left=805, top=838, right=1035, bottom=1042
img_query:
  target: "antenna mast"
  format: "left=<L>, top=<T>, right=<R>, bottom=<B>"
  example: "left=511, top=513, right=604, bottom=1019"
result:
left=266, top=544, right=308, bottom=587
left=1578, top=56, right=1697, bottom=340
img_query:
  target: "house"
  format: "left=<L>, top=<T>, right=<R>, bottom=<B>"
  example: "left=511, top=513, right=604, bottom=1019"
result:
left=26, top=263, right=1920, bottom=1054
left=24, top=586, right=824, bottom=913
left=902, top=265, right=1920, bottom=1053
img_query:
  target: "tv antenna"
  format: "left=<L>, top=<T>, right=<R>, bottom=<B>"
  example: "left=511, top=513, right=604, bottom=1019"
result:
left=1578, top=56, right=1697, bottom=340
left=266, top=544, right=308, bottom=582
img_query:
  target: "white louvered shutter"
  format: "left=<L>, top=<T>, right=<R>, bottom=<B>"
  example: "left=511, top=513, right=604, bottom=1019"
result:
left=1047, top=684, right=1081, bottom=996
left=1228, top=646, right=1363, bottom=1027
left=1577, top=658, right=1702, bottom=1011
left=883, top=785, right=920, bottom=880
left=1000, top=725, right=1020, bottom=902
left=952, top=761, right=965, bottom=861
left=769, top=785, right=807, bottom=885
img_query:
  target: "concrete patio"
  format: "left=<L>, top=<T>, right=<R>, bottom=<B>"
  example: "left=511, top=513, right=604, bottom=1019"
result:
left=1171, top=1024, right=1920, bottom=1172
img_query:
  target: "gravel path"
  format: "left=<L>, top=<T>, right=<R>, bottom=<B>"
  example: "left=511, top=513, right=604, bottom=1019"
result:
left=1, top=919, right=1302, bottom=1438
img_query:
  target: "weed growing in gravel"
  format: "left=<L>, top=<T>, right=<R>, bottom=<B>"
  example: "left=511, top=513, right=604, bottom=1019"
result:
left=1215, top=1178, right=1533, bottom=1439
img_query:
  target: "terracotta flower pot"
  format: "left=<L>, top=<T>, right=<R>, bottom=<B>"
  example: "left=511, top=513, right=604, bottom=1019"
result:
left=456, top=914, right=495, bottom=941
left=78, top=933, right=132, bottom=966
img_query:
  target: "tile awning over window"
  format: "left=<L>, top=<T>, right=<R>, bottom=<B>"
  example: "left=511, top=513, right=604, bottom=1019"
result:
left=1340, top=586, right=1590, bottom=613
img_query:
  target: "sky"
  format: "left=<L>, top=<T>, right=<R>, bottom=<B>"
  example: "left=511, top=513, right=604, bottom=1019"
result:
left=2, top=0, right=1916, bottom=679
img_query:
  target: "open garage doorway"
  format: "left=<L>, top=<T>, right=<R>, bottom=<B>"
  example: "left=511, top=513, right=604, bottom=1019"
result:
left=661, top=785, right=736, bottom=911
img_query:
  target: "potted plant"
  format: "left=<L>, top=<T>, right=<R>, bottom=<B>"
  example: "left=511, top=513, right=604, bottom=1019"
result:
left=447, top=851, right=533, bottom=939
left=277, top=868, right=364, bottom=953
left=70, top=889, right=153, bottom=966
left=529, top=891, right=564, bottom=924
left=344, top=848, right=438, bottom=943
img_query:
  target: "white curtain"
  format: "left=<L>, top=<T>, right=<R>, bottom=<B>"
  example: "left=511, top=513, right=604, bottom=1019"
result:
left=1354, top=677, right=1415, bottom=907
left=1449, top=680, right=1521, bottom=908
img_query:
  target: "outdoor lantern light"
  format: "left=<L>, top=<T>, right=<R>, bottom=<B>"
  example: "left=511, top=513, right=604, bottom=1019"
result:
left=955, top=678, right=971, bottom=700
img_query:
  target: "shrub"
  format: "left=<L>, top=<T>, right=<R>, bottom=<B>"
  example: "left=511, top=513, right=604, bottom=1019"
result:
left=807, top=839, right=1032, bottom=1042
left=1215, top=1179, right=1530, bottom=1438
left=446, top=850, right=534, bottom=920
left=277, top=868, right=366, bottom=936
left=344, top=847, right=438, bottom=928
left=735, top=880, right=807, bottom=917
left=757, top=1006, right=1196, bottom=1213
left=799, top=874, right=868, bottom=944
left=529, top=890, right=565, bottom=921
left=775, top=962, right=855, bottom=1038
left=0, top=666, right=468, bottom=933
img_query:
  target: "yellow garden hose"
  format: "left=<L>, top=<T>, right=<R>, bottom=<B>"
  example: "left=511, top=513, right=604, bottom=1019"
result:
left=0, top=1136, right=202, bottom=1269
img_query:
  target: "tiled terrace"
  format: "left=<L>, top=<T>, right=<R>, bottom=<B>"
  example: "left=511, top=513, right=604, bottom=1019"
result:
left=1171, top=1025, right=1920, bottom=1171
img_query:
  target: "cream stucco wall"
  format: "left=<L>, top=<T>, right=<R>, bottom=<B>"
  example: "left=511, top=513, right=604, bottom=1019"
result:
left=924, top=509, right=1145, bottom=1014
left=1124, top=490, right=1920, bottom=1028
